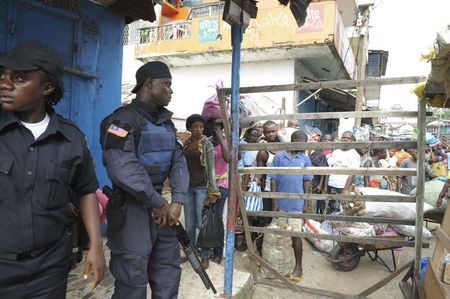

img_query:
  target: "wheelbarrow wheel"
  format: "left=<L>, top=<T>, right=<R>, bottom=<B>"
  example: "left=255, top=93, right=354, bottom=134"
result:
left=330, top=243, right=361, bottom=272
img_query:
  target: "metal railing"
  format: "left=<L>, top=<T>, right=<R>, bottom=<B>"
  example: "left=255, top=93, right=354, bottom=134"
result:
left=124, top=20, right=154, bottom=45
left=218, top=76, right=427, bottom=298
left=139, top=21, right=192, bottom=43
left=188, top=2, right=224, bottom=19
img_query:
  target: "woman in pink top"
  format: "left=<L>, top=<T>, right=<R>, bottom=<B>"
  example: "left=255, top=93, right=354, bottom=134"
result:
left=203, top=118, right=229, bottom=266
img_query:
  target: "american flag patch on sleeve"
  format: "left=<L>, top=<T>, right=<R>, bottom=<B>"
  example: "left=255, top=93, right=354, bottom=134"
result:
left=107, top=124, right=129, bottom=138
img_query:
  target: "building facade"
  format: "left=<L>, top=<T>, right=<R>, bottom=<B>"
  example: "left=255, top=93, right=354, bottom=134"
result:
left=125, top=0, right=360, bottom=135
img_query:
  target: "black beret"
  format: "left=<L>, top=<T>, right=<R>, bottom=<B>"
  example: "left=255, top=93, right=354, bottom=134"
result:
left=132, top=61, right=172, bottom=93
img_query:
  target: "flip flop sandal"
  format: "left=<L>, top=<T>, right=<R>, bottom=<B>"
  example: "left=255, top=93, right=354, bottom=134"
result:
left=288, top=274, right=303, bottom=283
left=212, top=256, right=222, bottom=264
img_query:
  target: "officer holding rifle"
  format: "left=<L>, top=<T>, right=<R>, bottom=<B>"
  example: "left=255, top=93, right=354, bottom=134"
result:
left=100, top=61, right=189, bottom=299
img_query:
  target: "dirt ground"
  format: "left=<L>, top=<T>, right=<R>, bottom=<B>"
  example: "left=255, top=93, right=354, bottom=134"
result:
left=73, top=191, right=436, bottom=299
left=233, top=226, right=437, bottom=299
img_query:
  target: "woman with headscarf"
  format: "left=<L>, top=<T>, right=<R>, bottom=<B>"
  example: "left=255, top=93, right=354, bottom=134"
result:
left=252, top=121, right=265, bottom=141
left=306, top=128, right=328, bottom=213
left=182, top=114, right=220, bottom=267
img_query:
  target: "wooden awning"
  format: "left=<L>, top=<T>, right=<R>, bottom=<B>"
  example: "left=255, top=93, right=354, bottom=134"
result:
left=90, top=0, right=157, bottom=22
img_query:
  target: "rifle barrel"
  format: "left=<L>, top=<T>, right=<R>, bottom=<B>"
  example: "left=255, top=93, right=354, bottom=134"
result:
left=172, top=223, right=217, bottom=294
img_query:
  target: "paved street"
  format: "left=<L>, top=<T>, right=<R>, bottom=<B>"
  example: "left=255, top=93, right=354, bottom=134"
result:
left=66, top=240, right=252, bottom=299
left=66, top=241, right=114, bottom=299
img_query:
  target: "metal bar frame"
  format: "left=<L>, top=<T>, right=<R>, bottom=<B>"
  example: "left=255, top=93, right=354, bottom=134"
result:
left=241, top=110, right=425, bottom=122
left=221, top=76, right=426, bottom=94
left=238, top=225, right=420, bottom=247
left=294, top=88, right=322, bottom=108
left=242, top=192, right=414, bottom=202
left=221, top=76, right=426, bottom=298
left=241, top=111, right=426, bottom=123
left=239, top=140, right=418, bottom=151
left=245, top=211, right=416, bottom=226
left=239, top=166, right=416, bottom=176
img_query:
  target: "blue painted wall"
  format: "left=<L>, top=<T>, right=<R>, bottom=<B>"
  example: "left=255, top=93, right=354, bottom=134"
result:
left=75, top=1, right=124, bottom=187
left=297, top=90, right=336, bottom=135
left=0, top=0, right=124, bottom=186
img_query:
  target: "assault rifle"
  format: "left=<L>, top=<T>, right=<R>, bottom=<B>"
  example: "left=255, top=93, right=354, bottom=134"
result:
left=102, top=186, right=216, bottom=293
left=171, top=222, right=217, bottom=294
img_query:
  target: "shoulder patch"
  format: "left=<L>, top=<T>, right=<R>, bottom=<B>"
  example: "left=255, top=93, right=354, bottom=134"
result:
left=107, top=124, right=129, bottom=138
left=102, top=120, right=132, bottom=150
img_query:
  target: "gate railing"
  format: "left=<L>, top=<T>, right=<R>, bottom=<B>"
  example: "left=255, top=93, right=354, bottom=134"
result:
left=218, top=76, right=428, bottom=298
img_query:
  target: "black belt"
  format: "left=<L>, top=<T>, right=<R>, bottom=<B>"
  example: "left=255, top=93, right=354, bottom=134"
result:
left=121, top=188, right=163, bottom=205
left=0, top=239, right=60, bottom=261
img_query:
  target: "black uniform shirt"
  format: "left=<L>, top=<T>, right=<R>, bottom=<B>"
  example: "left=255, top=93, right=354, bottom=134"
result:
left=0, top=107, right=98, bottom=254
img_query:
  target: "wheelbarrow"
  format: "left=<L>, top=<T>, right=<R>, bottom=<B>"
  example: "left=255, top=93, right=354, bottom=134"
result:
left=327, top=225, right=406, bottom=272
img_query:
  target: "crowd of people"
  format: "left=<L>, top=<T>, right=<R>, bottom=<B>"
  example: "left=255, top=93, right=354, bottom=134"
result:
left=237, top=119, right=450, bottom=283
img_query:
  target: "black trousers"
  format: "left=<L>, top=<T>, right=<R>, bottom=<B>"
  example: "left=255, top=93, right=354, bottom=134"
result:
left=0, top=233, right=72, bottom=299
left=324, top=186, right=343, bottom=214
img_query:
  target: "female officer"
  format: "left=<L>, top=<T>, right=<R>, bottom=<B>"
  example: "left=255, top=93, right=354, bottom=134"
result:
left=0, top=41, right=105, bottom=298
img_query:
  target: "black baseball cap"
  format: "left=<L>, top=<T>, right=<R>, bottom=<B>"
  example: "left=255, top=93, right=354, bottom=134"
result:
left=0, top=41, right=64, bottom=96
left=0, top=41, right=63, bottom=78
left=131, top=61, right=172, bottom=93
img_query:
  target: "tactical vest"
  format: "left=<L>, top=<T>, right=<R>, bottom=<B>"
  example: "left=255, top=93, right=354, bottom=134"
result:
left=136, top=120, right=175, bottom=190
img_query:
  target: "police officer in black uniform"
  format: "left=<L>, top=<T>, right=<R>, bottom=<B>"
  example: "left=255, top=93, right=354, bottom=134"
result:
left=0, top=41, right=105, bottom=298
left=100, top=61, right=188, bottom=298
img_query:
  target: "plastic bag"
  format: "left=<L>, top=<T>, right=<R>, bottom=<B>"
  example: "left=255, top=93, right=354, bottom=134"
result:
left=201, top=80, right=229, bottom=122
left=390, top=225, right=433, bottom=239
left=239, top=95, right=261, bottom=127
left=244, top=181, right=263, bottom=211
left=358, top=187, right=434, bottom=219
left=262, top=219, right=294, bottom=278
left=196, top=204, right=224, bottom=248
left=410, top=180, right=447, bottom=208
left=303, top=219, right=335, bottom=253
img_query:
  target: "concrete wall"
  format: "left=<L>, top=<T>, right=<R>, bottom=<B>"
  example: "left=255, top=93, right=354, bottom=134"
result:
left=163, top=59, right=296, bottom=122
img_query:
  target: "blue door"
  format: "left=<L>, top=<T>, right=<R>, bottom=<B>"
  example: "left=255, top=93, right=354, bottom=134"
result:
left=1, top=0, right=79, bottom=119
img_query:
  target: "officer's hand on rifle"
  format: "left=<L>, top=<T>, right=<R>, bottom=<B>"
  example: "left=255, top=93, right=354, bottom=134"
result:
left=168, top=202, right=182, bottom=225
left=152, top=200, right=171, bottom=227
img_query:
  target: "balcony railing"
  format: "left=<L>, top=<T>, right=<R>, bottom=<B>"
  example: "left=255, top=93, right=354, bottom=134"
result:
left=139, top=21, right=192, bottom=43
left=188, top=3, right=224, bottom=19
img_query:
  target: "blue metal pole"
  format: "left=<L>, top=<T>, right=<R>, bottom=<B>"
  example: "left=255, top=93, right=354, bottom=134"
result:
left=223, top=23, right=242, bottom=298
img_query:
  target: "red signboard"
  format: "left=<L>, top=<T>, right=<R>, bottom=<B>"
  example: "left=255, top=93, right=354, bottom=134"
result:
left=296, top=4, right=325, bottom=33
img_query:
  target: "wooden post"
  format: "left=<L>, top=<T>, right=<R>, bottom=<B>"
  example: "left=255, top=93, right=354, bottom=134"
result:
left=354, top=6, right=370, bottom=128
left=219, top=76, right=426, bottom=94
left=358, top=260, right=414, bottom=297
left=236, top=183, right=260, bottom=281
left=412, top=98, right=427, bottom=298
